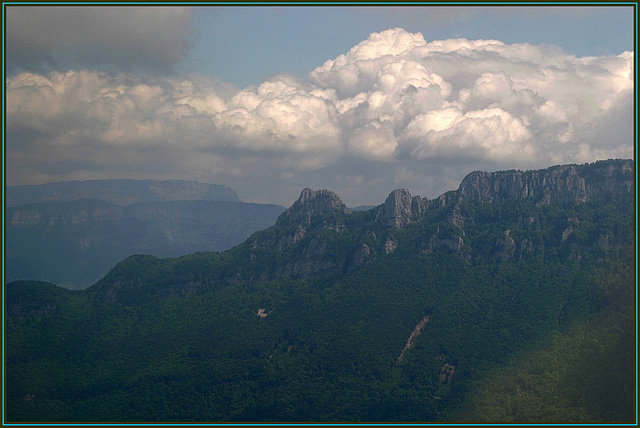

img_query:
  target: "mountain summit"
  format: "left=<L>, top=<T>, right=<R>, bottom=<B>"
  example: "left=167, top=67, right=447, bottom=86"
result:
left=277, top=188, right=351, bottom=228
left=276, top=159, right=634, bottom=235
left=236, top=159, right=634, bottom=282
left=6, top=159, right=635, bottom=423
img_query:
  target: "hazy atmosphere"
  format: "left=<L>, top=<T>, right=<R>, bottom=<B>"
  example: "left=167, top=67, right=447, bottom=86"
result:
left=5, top=5, right=634, bottom=207
left=4, top=5, right=636, bottom=423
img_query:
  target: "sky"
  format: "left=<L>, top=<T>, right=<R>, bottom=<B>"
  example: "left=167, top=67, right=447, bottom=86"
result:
left=4, top=4, right=635, bottom=207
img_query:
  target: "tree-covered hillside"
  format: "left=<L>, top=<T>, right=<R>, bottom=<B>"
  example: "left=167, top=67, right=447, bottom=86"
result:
left=5, top=160, right=635, bottom=422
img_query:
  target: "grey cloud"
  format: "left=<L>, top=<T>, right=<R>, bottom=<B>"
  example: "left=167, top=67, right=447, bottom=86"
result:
left=5, top=28, right=634, bottom=206
left=6, top=6, right=193, bottom=75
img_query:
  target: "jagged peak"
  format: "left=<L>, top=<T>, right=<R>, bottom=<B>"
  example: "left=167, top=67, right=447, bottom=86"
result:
left=373, top=159, right=633, bottom=229
left=387, top=188, right=412, bottom=199
left=277, top=188, right=351, bottom=227
left=297, top=188, right=343, bottom=206
left=375, top=188, right=432, bottom=229
left=295, top=188, right=350, bottom=213
left=272, top=159, right=632, bottom=233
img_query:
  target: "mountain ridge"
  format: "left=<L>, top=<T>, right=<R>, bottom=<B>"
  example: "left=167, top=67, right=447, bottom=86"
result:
left=85, top=158, right=633, bottom=301
left=6, top=178, right=241, bottom=206
left=281, top=158, right=633, bottom=232
left=5, top=158, right=635, bottom=422
left=229, top=158, right=633, bottom=281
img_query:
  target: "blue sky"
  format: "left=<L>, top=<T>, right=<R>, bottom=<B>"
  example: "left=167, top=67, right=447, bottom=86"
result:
left=184, top=6, right=634, bottom=89
left=5, top=4, right=636, bottom=206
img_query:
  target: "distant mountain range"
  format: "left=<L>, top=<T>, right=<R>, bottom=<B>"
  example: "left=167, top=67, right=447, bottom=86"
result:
left=6, top=179, right=284, bottom=289
left=6, top=179, right=241, bottom=206
left=6, top=160, right=635, bottom=422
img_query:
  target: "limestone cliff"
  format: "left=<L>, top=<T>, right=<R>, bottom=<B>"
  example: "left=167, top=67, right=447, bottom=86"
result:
left=267, top=188, right=351, bottom=250
left=277, top=188, right=351, bottom=229
left=243, top=159, right=633, bottom=281
left=455, top=159, right=633, bottom=206
left=374, top=189, right=433, bottom=228
left=376, top=159, right=633, bottom=229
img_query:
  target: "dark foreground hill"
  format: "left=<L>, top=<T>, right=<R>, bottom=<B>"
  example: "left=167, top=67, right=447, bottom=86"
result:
left=5, top=159, right=635, bottom=422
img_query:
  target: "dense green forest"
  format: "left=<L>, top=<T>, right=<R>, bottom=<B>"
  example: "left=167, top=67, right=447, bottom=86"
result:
left=5, top=161, right=636, bottom=423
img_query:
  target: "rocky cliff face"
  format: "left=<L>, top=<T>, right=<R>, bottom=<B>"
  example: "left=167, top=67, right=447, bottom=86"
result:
left=244, top=188, right=354, bottom=278
left=10, top=203, right=123, bottom=227
left=277, top=188, right=351, bottom=228
left=243, top=159, right=633, bottom=281
left=264, top=188, right=352, bottom=250
left=376, top=159, right=634, bottom=229
left=373, top=189, right=434, bottom=228
left=272, top=161, right=633, bottom=238
left=455, top=159, right=633, bottom=206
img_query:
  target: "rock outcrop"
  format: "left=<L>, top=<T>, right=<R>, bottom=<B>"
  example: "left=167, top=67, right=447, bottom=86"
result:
left=374, top=189, right=432, bottom=228
left=270, top=188, right=351, bottom=250
left=375, top=159, right=633, bottom=229
left=277, top=188, right=351, bottom=228
left=455, top=159, right=633, bottom=206
left=417, top=226, right=467, bottom=259
left=245, top=159, right=633, bottom=280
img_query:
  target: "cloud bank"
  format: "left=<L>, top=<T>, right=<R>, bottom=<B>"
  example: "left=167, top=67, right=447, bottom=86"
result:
left=7, top=28, right=633, bottom=205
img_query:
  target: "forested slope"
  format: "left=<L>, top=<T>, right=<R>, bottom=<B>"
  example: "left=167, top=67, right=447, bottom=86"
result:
left=5, top=159, right=635, bottom=422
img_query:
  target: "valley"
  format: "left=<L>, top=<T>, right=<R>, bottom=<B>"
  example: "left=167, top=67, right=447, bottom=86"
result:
left=5, top=159, right=635, bottom=422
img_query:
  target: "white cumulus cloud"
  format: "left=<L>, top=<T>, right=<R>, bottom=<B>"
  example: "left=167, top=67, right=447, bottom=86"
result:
left=401, top=107, right=535, bottom=161
left=6, top=27, right=633, bottom=205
